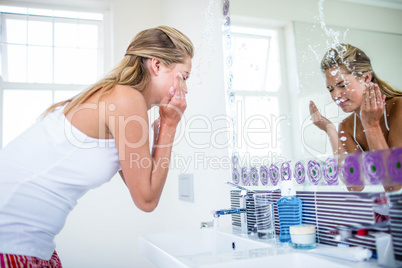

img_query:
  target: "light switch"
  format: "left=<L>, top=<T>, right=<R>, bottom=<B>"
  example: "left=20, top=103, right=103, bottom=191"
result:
left=178, top=173, right=194, bottom=202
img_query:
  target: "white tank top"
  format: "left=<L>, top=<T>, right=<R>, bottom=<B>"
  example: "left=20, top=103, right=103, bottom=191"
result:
left=0, top=108, right=121, bottom=260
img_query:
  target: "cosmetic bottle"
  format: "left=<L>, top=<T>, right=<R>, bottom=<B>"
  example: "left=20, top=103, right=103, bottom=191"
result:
left=276, top=180, right=302, bottom=243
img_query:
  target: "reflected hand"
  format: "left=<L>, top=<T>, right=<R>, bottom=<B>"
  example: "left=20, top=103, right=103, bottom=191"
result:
left=151, top=117, right=161, bottom=139
left=309, top=100, right=335, bottom=133
left=360, top=82, right=386, bottom=130
left=159, top=73, right=187, bottom=127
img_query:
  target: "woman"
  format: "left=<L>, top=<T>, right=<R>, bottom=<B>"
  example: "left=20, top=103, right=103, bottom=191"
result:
left=0, top=26, right=193, bottom=267
left=309, top=43, right=402, bottom=191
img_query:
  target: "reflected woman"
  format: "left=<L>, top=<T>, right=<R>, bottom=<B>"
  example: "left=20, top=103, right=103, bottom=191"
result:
left=309, top=43, right=402, bottom=191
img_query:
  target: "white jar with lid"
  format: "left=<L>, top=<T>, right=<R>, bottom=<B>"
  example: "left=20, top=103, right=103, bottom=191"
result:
left=289, top=224, right=316, bottom=249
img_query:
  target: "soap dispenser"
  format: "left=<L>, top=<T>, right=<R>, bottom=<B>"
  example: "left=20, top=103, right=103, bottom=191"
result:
left=276, top=180, right=302, bottom=243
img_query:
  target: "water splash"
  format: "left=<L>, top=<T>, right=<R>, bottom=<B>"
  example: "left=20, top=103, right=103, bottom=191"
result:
left=308, top=44, right=321, bottom=63
left=330, top=69, right=339, bottom=76
left=318, top=0, right=349, bottom=73
left=318, top=0, right=345, bottom=50
left=189, top=0, right=216, bottom=92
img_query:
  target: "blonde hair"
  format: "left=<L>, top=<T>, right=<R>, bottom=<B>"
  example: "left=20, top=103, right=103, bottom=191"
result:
left=321, top=43, right=402, bottom=98
left=44, top=26, right=194, bottom=116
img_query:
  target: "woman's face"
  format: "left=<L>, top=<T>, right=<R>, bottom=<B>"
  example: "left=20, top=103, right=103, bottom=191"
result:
left=154, top=55, right=192, bottom=101
left=324, top=65, right=368, bottom=113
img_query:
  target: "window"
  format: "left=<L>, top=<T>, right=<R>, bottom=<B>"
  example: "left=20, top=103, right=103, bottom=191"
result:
left=0, top=4, right=106, bottom=147
left=223, top=26, right=288, bottom=159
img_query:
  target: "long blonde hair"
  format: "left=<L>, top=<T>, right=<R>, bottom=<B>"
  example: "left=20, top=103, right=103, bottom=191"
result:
left=321, top=43, right=402, bottom=98
left=44, top=26, right=194, bottom=116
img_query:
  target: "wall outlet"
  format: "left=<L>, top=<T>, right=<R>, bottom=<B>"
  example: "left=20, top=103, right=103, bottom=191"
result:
left=178, top=173, right=194, bottom=203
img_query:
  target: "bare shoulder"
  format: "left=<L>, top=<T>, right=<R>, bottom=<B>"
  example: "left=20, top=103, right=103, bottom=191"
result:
left=386, top=97, right=402, bottom=148
left=102, top=85, right=147, bottom=114
left=387, top=96, right=402, bottom=113
left=387, top=96, right=402, bottom=126
left=338, top=113, right=354, bottom=134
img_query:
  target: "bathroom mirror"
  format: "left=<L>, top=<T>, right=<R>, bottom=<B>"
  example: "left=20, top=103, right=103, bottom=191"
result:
left=225, top=0, right=402, bottom=192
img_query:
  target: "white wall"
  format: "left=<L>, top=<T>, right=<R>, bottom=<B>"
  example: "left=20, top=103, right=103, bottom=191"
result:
left=54, top=0, right=402, bottom=267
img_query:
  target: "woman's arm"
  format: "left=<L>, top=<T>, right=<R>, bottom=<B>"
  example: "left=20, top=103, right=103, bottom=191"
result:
left=309, top=101, right=347, bottom=155
left=310, top=101, right=365, bottom=191
left=108, top=74, right=186, bottom=212
left=151, top=117, right=161, bottom=156
left=360, top=83, right=389, bottom=151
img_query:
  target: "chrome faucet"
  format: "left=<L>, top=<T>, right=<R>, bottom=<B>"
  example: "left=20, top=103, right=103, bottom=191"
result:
left=209, top=181, right=255, bottom=234
left=225, top=181, right=254, bottom=199
left=212, top=208, right=247, bottom=218
left=218, top=181, right=280, bottom=234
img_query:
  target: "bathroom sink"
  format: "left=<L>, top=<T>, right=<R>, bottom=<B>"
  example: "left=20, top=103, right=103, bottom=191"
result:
left=139, top=228, right=273, bottom=267
left=139, top=228, right=379, bottom=268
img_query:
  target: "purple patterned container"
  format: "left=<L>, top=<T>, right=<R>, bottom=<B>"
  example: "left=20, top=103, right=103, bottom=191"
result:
left=225, top=34, right=231, bottom=50
left=294, top=161, right=306, bottom=185
left=269, top=164, right=280, bottom=186
left=231, top=150, right=239, bottom=168
left=307, top=160, right=322, bottom=185
left=226, top=55, right=233, bottom=68
left=388, top=148, right=402, bottom=184
left=260, top=165, right=269, bottom=186
left=250, top=166, right=259, bottom=186
left=228, top=91, right=235, bottom=107
left=232, top=167, right=240, bottom=185
left=223, top=0, right=230, bottom=16
left=241, top=167, right=250, bottom=186
left=323, top=157, right=339, bottom=185
left=281, top=162, right=292, bottom=181
left=224, top=16, right=231, bottom=27
left=342, top=153, right=363, bottom=186
left=362, top=151, right=385, bottom=185
left=227, top=72, right=233, bottom=91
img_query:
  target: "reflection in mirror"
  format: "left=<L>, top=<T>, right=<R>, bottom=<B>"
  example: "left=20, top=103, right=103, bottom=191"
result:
left=223, top=0, right=402, bottom=193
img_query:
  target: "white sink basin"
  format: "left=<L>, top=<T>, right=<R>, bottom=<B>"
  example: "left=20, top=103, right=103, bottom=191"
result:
left=139, top=228, right=272, bottom=267
left=139, top=228, right=379, bottom=268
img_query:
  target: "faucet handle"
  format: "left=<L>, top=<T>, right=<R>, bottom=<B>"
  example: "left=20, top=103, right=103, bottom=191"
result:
left=225, top=181, right=252, bottom=193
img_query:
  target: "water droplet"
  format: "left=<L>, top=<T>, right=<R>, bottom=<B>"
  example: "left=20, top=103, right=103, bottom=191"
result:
left=340, top=136, right=347, bottom=141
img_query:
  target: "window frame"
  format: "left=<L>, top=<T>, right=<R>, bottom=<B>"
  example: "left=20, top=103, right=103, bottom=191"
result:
left=225, top=24, right=291, bottom=158
left=0, top=2, right=111, bottom=148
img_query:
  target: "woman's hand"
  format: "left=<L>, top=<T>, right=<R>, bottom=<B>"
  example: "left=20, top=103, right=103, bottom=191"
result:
left=152, top=117, right=161, bottom=137
left=360, top=82, right=386, bottom=130
left=309, top=100, right=336, bottom=133
left=159, top=73, right=187, bottom=127
left=151, top=117, right=161, bottom=155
